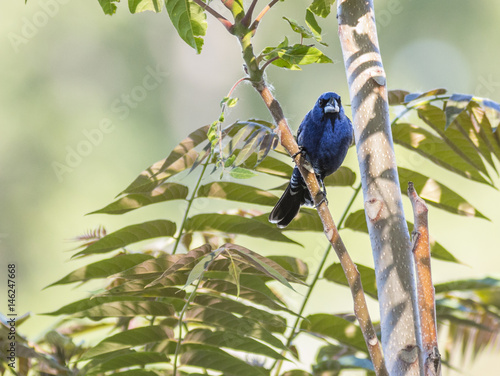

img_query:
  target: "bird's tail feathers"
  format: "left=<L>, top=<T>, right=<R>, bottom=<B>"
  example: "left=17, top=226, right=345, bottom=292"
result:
left=269, top=183, right=304, bottom=228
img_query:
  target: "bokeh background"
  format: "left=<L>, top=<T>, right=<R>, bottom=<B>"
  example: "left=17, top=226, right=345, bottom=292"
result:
left=1, top=0, right=499, bottom=374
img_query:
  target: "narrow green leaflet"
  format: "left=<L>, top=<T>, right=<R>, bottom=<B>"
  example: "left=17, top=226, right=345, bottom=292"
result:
left=47, top=253, right=153, bottom=287
left=79, top=301, right=176, bottom=319
left=309, top=0, right=336, bottom=18
left=98, top=0, right=120, bottom=15
left=480, top=98, right=500, bottom=129
left=181, top=348, right=269, bottom=376
left=183, top=251, right=218, bottom=288
left=74, top=220, right=177, bottom=257
left=82, top=326, right=172, bottom=360
left=392, top=123, right=490, bottom=185
left=197, top=182, right=279, bottom=206
left=44, top=296, right=144, bottom=316
left=183, top=328, right=285, bottom=359
left=398, top=167, right=487, bottom=219
left=417, top=104, right=491, bottom=181
left=165, top=0, right=207, bottom=54
left=128, top=0, right=162, bottom=13
left=122, top=125, right=209, bottom=195
left=343, top=210, right=460, bottom=263
left=300, top=314, right=368, bottom=353
left=305, top=8, right=325, bottom=45
left=91, top=183, right=189, bottom=215
left=324, top=263, right=378, bottom=300
left=434, top=277, right=500, bottom=294
left=86, top=352, right=170, bottom=375
left=404, top=88, right=447, bottom=103
left=185, top=214, right=301, bottom=245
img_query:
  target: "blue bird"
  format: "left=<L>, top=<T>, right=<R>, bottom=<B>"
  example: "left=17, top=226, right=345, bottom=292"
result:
left=269, top=92, right=353, bottom=228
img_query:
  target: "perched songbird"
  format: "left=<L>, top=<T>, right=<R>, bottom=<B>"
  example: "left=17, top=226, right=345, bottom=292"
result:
left=269, top=92, right=353, bottom=228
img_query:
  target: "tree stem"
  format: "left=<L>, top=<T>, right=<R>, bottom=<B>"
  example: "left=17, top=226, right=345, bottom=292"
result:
left=172, top=157, right=210, bottom=255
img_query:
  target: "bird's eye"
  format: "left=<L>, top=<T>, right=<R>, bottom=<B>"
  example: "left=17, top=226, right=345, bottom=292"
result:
left=318, top=99, right=327, bottom=107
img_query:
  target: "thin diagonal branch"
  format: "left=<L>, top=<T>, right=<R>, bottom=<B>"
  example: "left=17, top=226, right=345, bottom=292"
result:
left=254, top=81, right=388, bottom=376
left=250, top=0, right=279, bottom=31
left=271, top=183, right=362, bottom=376
left=241, top=0, right=259, bottom=27
left=192, top=0, right=233, bottom=31
left=408, top=182, right=442, bottom=376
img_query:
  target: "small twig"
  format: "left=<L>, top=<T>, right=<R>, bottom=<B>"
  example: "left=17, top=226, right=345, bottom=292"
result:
left=172, top=275, right=205, bottom=375
left=171, top=157, right=211, bottom=255
left=221, top=0, right=234, bottom=11
left=192, top=0, right=233, bottom=31
left=408, top=182, right=442, bottom=376
left=241, top=0, right=259, bottom=27
left=260, top=56, right=280, bottom=72
left=250, top=0, right=279, bottom=31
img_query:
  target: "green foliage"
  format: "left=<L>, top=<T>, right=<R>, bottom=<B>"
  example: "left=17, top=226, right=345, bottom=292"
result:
left=19, top=1, right=500, bottom=375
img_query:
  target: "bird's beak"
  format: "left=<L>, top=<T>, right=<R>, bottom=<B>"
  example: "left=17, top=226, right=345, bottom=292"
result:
left=324, top=98, right=340, bottom=114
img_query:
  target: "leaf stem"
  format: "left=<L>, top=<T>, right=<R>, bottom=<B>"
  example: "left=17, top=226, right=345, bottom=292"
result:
left=250, top=0, right=279, bottom=31
left=172, top=274, right=205, bottom=375
left=271, top=182, right=362, bottom=376
left=192, top=0, right=233, bottom=31
left=172, top=157, right=211, bottom=255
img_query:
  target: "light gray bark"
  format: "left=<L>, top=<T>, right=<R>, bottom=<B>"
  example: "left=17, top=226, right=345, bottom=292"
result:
left=337, top=0, right=423, bottom=374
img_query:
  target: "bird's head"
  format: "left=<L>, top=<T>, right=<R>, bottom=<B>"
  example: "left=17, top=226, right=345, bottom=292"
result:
left=313, top=92, right=342, bottom=121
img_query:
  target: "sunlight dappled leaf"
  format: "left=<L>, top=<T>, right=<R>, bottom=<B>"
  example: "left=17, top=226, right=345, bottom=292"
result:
left=388, top=89, right=410, bottom=105
left=309, top=0, right=336, bottom=18
left=404, top=88, right=447, bottom=103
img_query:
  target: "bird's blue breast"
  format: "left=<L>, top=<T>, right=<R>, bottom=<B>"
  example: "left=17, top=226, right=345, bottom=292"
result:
left=297, top=111, right=353, bottom=178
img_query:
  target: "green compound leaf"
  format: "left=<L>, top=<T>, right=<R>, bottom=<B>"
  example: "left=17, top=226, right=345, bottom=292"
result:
left=165, top=0, right=207, bottom=54
left=128, top=0, right=162, bottom=13
left=74, top=220, right=177, bottom=257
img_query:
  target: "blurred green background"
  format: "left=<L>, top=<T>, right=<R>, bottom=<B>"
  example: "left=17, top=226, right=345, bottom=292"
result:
left=1, top=0, right=499, bottom=374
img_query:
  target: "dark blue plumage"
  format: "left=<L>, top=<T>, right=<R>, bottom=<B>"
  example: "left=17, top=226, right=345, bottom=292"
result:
left=269, top=92, right=353, bottom=228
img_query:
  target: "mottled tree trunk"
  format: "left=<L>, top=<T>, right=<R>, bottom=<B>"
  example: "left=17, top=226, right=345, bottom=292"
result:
left=337, top=1, right=423, bottom=374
